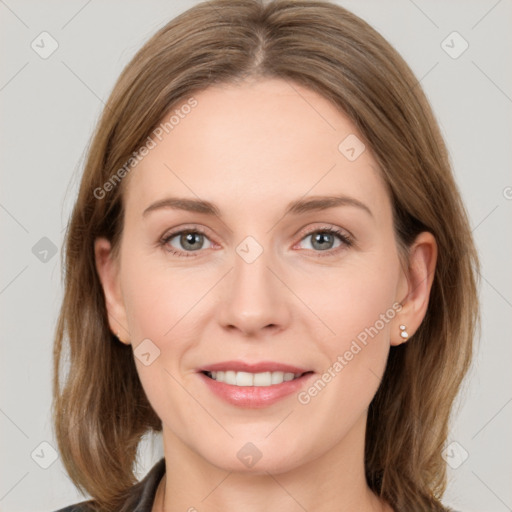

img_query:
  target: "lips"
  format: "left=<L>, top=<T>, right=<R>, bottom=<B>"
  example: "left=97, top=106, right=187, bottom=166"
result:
left=198, top=360, right=311, bottom=374
left=197, top=360, right=315, bottom=408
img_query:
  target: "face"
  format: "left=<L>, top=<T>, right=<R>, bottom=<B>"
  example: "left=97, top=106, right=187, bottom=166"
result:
left=96, top=78, right=419, bottom=475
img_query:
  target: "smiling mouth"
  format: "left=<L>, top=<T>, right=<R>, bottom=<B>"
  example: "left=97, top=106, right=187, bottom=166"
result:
left=202, top=370, right=313, bottom=387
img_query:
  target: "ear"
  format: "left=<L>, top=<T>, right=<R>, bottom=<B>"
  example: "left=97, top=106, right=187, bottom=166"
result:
left=391, top=231, right=438, bottom=346
left=94, top=237, right=131, bottom=345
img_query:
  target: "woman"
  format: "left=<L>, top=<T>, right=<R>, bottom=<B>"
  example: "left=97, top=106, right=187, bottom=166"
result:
left=53, top=0, right=480, bottom=511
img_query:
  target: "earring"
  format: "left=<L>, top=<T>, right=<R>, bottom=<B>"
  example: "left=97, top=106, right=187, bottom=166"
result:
left=399, top=324, right=409, bottom=340
left=116, top=331, right=125, bottom=343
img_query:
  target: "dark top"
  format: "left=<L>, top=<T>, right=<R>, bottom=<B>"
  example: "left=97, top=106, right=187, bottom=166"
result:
left=54, top=457, right=166, bottom=512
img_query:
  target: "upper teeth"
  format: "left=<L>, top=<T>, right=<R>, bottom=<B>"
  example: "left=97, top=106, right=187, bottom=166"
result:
left=208, top=370, right=302, bottom=386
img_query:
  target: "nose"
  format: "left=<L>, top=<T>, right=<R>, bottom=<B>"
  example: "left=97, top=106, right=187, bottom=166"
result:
left=217, top=241, right=291, bottom=337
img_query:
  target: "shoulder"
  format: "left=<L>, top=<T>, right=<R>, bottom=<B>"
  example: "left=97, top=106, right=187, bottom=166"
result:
left=53, top=457, right=166, bottom=512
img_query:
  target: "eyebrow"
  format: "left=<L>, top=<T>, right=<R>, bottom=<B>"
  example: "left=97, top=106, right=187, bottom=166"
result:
left=142, top=194, right=374, bottom=219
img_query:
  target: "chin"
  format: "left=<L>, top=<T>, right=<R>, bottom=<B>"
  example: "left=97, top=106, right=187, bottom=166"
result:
left=198, top=436, right=310, bottom=475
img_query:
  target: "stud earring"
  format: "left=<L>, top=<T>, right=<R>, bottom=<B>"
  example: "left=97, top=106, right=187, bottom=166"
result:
left=399, top=324, right=409, bottom=340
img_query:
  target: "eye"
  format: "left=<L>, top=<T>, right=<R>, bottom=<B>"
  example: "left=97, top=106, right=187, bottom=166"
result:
left=296, top=226, right=354, bottom=256
left=161, top=228, right=213, bottom=257
left=160, top=224, right=354, bottom=258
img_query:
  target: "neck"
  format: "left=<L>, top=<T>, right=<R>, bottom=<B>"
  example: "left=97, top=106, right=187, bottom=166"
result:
left=153, top=414, right=392, bottom=512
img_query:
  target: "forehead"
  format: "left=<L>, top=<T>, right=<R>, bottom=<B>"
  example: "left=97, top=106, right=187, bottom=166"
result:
left=124, top=78, right=389, bottom=221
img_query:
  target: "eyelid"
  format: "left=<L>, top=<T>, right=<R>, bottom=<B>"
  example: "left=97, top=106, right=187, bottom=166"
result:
left=160, top=223, right=212, bottom=240
left=295, top=222, right=354, bottom=243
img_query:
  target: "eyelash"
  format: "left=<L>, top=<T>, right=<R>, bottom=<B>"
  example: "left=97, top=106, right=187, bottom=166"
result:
left=160, top=225, right=354, bottom=258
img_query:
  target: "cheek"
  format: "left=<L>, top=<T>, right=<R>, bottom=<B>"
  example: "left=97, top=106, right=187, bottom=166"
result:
left=302, top=252, right=400, bottom=345
left=119, top=254, right=203, bottom=429
left=121, top=250, right=209, bottom=342
left=299, top=252, right=400, bottom=403
left=119, top=252, right=211, bottom=408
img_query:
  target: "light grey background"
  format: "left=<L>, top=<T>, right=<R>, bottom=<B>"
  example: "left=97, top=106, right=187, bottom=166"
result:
left=1, top=1, right=511, bottom=511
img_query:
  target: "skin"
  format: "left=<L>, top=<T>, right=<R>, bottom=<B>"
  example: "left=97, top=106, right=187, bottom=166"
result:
left=95, top=78, right=437, bottom=512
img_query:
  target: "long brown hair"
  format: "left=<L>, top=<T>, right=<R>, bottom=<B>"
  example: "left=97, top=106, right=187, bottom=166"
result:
left=52, top=1, right=480, bottom=510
